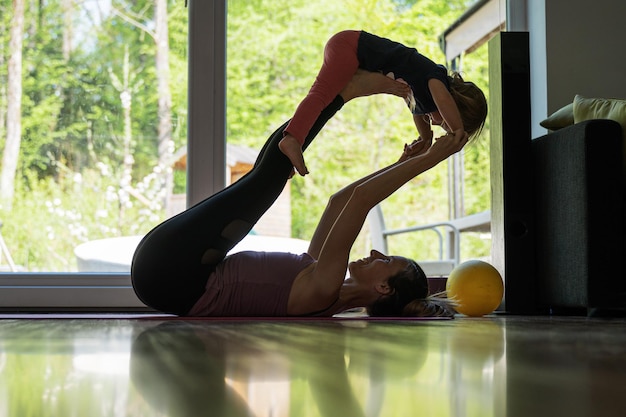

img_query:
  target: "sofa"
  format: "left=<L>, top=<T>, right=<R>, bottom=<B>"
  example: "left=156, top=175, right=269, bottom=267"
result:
left=531, top=118, right=626, bottom=315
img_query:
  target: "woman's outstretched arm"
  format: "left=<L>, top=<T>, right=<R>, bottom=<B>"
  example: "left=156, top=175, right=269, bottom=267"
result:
left=303, top=133, right=467, bottom=305
left=306, top=138, right=431, bottom=259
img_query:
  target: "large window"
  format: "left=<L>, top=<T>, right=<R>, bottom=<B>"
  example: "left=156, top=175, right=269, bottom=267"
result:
left=0, top=0, right=206, bottom=310
left=0, top=0, right=489, bottom=311
left=1, top=1, right=189, bottom=274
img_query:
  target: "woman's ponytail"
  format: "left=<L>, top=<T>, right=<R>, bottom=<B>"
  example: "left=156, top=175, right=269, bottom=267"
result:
left=401, top=293, right=456, bottom=317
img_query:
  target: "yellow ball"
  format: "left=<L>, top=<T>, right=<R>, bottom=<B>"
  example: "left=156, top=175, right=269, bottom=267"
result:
left=446, top=260, right=504, bottom=317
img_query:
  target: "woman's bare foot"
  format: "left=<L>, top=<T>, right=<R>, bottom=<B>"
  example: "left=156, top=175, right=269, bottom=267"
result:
left=279, top=134, right=308, bottom=176
left=340, top=69, right=411, bottom=102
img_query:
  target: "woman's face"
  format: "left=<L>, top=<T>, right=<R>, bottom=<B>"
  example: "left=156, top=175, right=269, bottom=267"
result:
left=348, top=250, right=408, bottom=284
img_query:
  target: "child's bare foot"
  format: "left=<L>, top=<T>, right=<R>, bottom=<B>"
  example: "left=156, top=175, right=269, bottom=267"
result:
left=279, top=134, right=308, bottom=176
left=340, top=69, right=411, bottom=102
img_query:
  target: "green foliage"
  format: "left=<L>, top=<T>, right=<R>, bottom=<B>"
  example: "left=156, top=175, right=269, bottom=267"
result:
left=0, top=0, right=185, bottom=270
left=4, top=167, right=164, bottom=271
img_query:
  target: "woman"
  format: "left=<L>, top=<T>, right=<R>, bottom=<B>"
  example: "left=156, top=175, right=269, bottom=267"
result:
left=279, top=29, right=487, bottom=176
left=131, top=76, right=464, bottom=318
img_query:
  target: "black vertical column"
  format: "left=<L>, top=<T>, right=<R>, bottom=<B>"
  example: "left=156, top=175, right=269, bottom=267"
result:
left=488, top=32, right=536, bottom=314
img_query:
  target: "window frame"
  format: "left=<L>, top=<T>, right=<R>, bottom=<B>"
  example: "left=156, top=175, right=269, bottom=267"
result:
left=0, top=0, right=227, bottom=312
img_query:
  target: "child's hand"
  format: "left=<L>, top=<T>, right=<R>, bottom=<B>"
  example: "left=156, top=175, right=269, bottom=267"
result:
left=398, top=137, right=432, bottom=162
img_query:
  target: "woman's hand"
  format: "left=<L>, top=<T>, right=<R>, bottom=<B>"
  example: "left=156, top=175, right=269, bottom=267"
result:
left=426, top=130, right=468, bottom=163
left=385, top=73, right=412, bottom=102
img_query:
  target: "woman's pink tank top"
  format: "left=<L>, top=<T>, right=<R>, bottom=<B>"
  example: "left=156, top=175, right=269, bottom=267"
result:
left=187, top=251, right=315, bottom=316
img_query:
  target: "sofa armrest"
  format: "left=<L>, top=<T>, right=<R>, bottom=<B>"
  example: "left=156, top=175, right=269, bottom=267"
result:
left=532, top=119, right=625, bottom=311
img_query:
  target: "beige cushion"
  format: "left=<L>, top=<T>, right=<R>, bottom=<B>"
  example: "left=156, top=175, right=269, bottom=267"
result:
left=540, top=103, right=574, bottom=130
left=573, top=95, right=626, bottom=139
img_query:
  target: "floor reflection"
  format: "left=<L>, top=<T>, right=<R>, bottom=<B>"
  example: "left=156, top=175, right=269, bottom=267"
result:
left=1, top=316, right=625, bottom=416
left=130, top=321, right=456, bottom=417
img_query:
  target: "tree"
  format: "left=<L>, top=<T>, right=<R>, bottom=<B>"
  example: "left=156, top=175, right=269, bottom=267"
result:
left=108, top=45, right=145, bottom=226
left=1, top=0, right=25, bottom=209
left=110, top=0, right=174, bottom=209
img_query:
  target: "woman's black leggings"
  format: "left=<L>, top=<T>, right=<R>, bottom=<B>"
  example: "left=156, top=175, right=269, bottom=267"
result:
left=131, top=96, right=344, bottom=315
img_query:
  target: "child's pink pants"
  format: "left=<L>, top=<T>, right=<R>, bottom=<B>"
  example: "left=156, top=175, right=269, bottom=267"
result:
left=284, top=30, right=361, bottom=144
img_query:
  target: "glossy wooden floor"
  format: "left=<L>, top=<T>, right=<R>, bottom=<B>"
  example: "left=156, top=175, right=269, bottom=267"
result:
left=1, top=315, right=625, bottom=417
